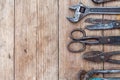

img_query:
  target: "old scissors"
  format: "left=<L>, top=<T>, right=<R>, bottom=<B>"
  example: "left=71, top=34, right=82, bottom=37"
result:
left=67, top=28, right=120, bottom=53
left=83, top=51, right=120, bottom=64
left=79, top=69, right=120, bottom=80
left=85, top=18, right=120, bottom=30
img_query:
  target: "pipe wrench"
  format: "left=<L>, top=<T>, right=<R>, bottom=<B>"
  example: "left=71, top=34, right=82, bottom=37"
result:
left=67, top=2, right=120, bottom=23
left=79, top=69, right=120, bottom=80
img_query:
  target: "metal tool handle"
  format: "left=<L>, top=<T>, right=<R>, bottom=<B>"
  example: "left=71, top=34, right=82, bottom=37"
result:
left=87, top=70, right=120, bottom=74
left=67, top=41, right=86, bottom=53
left=70, top=28, right=86, bottom=40
left=90, top=77, right=120, bottom=80
left=92, top=0, right=115, bottom=4
left=106, top=51, right=120, bottom=64
left=68, top=37, right=101, bottom=53
left=107, top=59, right=120, bottom=64
left=89, top=7, right=120, bottom=14
left=83, top=70, right=120, bottom=80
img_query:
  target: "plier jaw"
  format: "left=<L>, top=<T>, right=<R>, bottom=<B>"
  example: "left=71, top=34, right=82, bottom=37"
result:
left=83, top=51, right=105, bottom=63
left=83, top=51, right=120, bottom=64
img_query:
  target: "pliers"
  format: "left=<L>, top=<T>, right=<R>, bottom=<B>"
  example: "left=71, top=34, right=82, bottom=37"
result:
left=83, top=51, right=120, bottom=64
left=79, top=69, right=120, bottom=80
left=85, top=18, right=120, bottom=30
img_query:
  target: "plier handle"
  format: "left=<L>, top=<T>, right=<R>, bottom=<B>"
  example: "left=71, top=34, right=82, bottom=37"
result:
left=83, top=51, right=120, bottom=64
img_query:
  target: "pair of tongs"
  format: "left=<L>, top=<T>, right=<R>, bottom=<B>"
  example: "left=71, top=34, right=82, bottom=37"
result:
left=85, top=18, right=120, bottom=30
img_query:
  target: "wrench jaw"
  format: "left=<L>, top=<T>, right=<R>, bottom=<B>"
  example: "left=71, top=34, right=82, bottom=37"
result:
left=67, top=13, right=81, bottom=23
left=69, top=4, right=80, bottom=10
left=67, top=3, right=88, bottom=23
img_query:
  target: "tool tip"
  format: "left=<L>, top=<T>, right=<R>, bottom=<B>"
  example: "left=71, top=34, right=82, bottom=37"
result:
left=66, top=17, right=79, bottom=23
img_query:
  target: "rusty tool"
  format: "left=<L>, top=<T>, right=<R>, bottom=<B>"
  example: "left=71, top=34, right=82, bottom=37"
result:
left=92, top=0, right=116, bottom=4
left=67, top=2, right=120, bottom=23
left=79, top=69, right=120, bottom=80
left=68, top=28, right=120, bottom=53
left=83, top=51, right=120, bottom=64
left=85, top=18, right=120, bottom=30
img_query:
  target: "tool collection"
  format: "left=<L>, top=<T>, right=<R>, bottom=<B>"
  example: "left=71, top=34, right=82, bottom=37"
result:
left=67, top=0, right=120, bottom=79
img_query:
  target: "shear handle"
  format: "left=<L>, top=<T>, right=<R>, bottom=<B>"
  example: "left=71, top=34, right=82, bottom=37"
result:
left=67, top=41, right=86, bottom=53
left=85, top=18, right=113, bottom=24
left=80, top=36, right=101, bottom=44
left=70, top=28, right=86, bottom=40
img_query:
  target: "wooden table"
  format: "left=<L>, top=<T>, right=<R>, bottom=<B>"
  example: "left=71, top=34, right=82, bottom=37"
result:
left=0, top=0, right=120, bottom=80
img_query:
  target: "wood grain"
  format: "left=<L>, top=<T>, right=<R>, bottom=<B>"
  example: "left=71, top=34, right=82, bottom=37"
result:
left=1, top=0, right=120, bottom=80
left=15, top=0, right=37, bottom=80
left=0, top=0, right=14, bottom=80
left=59, top=0, right=103, bottom=80
left=37, top=0, right=59, bottom=80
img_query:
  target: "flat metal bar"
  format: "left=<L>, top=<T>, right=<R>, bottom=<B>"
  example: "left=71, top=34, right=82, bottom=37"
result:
left=89, top=8, right=120, bottom=14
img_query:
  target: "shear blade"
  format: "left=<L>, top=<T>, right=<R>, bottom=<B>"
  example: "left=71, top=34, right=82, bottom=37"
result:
left=86, top=24, right=114, bottom=30
left=85, top=18, right=113, bottom=24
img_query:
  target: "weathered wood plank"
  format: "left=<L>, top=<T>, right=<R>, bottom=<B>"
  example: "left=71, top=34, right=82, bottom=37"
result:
left=59, top=0, right=103, bottom=80
left=15, top=0, right=37, bottom=80
left=0, top=0, right=14, bottom=80
left=37, top=0, right=59, bottom=80
left=104, top=1, right=120, bottom=77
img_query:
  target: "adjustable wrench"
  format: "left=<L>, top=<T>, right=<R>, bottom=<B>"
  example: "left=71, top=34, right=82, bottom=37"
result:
left=92, top=0, right=116, bottom=4
left=67, top=2, right=120, bottom=23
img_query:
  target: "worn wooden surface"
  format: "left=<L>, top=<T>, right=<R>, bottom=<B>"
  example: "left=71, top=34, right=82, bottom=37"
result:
left=0, top=0, right=120, bottom=80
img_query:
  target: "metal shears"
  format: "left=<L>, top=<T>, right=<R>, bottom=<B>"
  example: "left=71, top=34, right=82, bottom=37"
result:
left=83, top=51, right=120, bottom=64
left=79, top=69, right=120, bottom=80
left=67, top=28, right=120, bottom=53
left=85, top=18, right=120, bottom=30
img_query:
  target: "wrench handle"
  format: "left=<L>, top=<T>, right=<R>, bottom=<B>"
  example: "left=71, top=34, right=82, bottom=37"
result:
left=89, top=7, right=120, bottom=14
